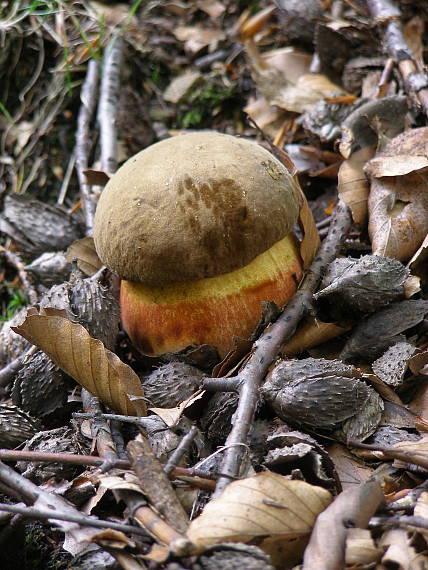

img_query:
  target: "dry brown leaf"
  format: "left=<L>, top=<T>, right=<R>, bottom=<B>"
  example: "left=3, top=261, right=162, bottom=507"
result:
left=281, top=317, right=350, bottom=357
left=380, top=529, right=419, bottom=568
left=246, top=43, right=349, bottom=114
left=187, top=472, right=332, bottom=555
left=366, top=128, right=428, bottom=261
left=408, top=231, right=428, bottom=280
left=345, top=528, right=382, bottom=566
left=66, top=236, right=103, bottom=276
left=174, top=25, right=223, bottom=54
left=297, top=186, right=320, bottom=269
left=196, top=0, right=225, bottom=20
left=365, top=155, right=428, bottom=178
left=12, top=307, right=146, bottom=416
left=338, top=146, right=375, bottom=225
left=327, top=443, right=373, bottom=491
left=244, top=96, right=288, bottom=138
left=415, top=492, right=428, bottom=520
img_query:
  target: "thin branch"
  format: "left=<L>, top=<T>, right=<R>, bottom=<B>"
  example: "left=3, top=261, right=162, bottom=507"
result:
left=164, top=426, right=198, bottom=476
left=367, top=0, right=428, bottom=116
left=210, top=200, right=352, bottom=496
left=75, top=59, right=100, bottom=232
left=1, top=248, right=38, bottom=304
left=0, top=502, right=149, bottom=536
left=98, top=34, right=123, bottom=175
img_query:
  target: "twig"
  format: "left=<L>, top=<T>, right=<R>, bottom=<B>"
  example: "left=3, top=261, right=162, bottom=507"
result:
left=73, top=411, right=158, bottom=428
left=128, top=436, right=189, bottom=535
left=75, top=59, right=100, bottom=232
left=57, top=150, right=76, bottom=206
left=348, top=440, right=428, bottom=470
left=1, top=248, right=38, bottom=304
left=370, top=515, right=428, bottom=532
left=98, top=34, right=123, bottom=175
left=207, top=200, right=352, bottom=496
left=164, top=425, right=198, bottom=476
left=0, top=502, right=149, bottom=536
left=367, top=0, right=428, bottom=115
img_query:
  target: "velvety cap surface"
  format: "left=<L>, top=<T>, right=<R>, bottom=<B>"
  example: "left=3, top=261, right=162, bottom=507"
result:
left=93, top=131, right=300, bottom=286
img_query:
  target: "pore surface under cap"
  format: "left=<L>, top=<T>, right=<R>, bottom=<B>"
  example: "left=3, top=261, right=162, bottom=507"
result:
left=93, top=131, right=300, bottom=286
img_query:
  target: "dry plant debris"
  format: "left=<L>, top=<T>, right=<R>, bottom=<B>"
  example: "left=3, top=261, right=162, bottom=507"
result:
left=1, top=1, right=428, bottom=569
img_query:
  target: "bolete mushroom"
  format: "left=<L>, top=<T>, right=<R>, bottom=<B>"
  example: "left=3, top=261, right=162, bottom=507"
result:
left=93, top=131, right=303, bottom=358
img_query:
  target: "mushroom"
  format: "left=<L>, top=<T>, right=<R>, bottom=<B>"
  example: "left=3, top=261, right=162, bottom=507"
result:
left=93, top=131, right=303, bottom=358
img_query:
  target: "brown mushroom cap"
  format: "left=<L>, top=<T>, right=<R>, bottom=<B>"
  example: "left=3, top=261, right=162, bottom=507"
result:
left=93, top=131, right=300, bottom=286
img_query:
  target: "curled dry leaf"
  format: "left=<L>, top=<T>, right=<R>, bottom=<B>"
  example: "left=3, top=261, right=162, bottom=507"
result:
left=280, top=316, right=350, bottom=357
left=337, top=146, right=374, bottom=225
left=297, top=186, right=320, bottom=269
left=365, top=127, right=428, bottom=261
left=66, top=236, right=103, bottom=276
left=345, top=528, right=382, bottom=566
left=246, top=43, right=349, bottom=114
left=12, top=307, right=146, bottom=416
left=187, top=472, right=332, bottom=559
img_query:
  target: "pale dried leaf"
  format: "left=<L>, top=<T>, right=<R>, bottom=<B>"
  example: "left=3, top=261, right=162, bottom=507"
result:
left=380, top=529, right=419, bottom=568
left=327, top=443, right=373, bottom=490
left=368, top=170, right=428, bottom=261
left=365, top=155, right=428, bottom=178
left=196, top=0, right=225, bottom=19
left=12, top=308, right=146, bottom=416
left=66, top=237, right=103, bottom=276
left=247, top=43, right=348, bottom=114
left=187, top=472, right=332, bottom=551
left=244, top=96, right=288, bottom=137
left=408, top=231, right=428, bottom=280
left=338, top=146, right=375, bottom=225
left=174, top=25, right=223, bottom=54
left=414, top=492, right=428, bottom=520
left=281, top=317, right=350, bottom=357
left=345, top=528, right=382, bottom=565
left=297, top=186, right=320, bottom=268
left=91, top=529, right=135, bottom=549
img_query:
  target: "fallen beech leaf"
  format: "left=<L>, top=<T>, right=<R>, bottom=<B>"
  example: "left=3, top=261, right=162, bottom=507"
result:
left=327, top=443, right=373, bottom=490
left=380, top=529, right=419, bottom=568
left=187, top=472, right=332, bottom=557
left=12, top=307, right=146, bottom=416
left=345, top=528, right=382, bottom=566
left=414, top=491, right=428, bottom=520
left=366, top=128, right=428, bottom=261
left=66, top=236, right=103, bottom=276
left=408, top=231, right=428, bottom=281
left=281, top=316, right=350, bottom=357
left=246, top=43, right=349, bottom=114
left=297, top=186, right=320, bottom=268
left=174, top=25, right=223, bottom=54
left=338, top=146, right=375, bottom=225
